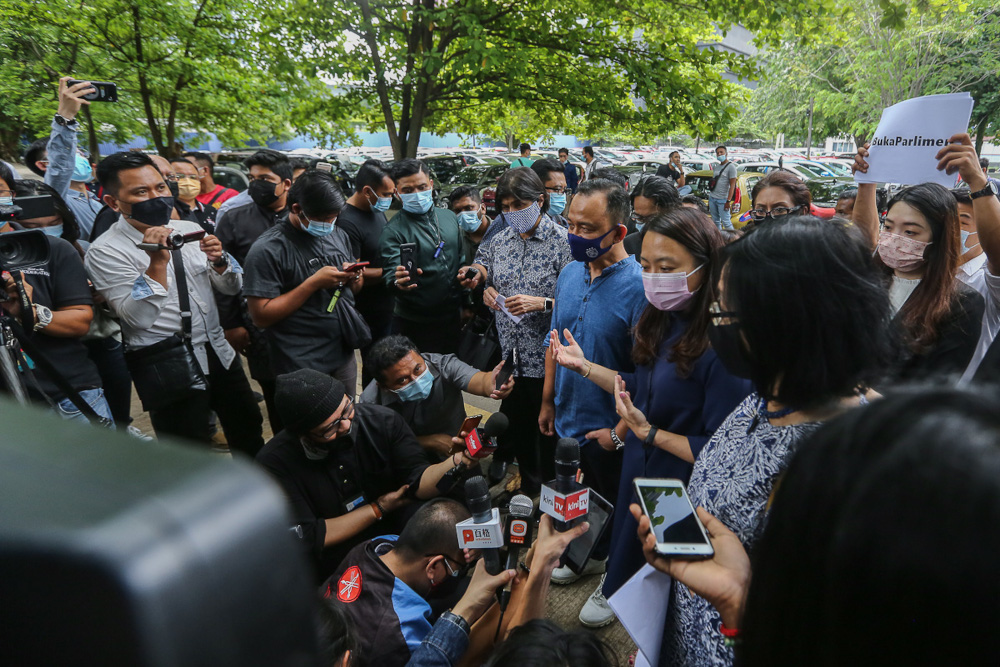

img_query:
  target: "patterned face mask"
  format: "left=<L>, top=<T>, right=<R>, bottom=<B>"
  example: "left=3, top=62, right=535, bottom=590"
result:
left=503, top=201, right=541, bottom=234
left=877, top=230, right=930, bottom=272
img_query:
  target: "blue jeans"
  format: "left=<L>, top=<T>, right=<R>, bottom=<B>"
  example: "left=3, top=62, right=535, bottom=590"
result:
left=709, top=196, right=735, bottom=230
left=55, top=387, right=115, bottom=427
left=677, top=184, right=693, bottom=196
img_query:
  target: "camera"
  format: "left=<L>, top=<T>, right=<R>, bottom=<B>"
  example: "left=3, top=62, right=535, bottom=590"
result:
left=136, top=230, right=206, bottom=252
left=0, top=230, right=50, bottom=272
left=1, top=195, right=56, bottom=223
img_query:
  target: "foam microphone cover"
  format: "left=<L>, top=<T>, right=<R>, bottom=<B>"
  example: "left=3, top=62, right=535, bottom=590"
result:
left=482, top=412, right=509, bottom=438
left=465, top=475, right=492, bottom=518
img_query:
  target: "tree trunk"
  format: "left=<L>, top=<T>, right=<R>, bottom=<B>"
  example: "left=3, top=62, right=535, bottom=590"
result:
left=975, top=114, right=989, bottom=155
left=131, top=3, right=165, bottom=155
left=81, top=106, right=100, bottom=159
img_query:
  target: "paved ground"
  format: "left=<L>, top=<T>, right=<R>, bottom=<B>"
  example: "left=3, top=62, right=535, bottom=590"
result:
left=128, top=357, right=636, bottom=662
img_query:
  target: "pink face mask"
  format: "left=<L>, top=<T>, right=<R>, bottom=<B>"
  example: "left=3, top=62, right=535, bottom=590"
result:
left=642, top=264, right=704, bottom=311
left=877, top=230, right=930, bottom=272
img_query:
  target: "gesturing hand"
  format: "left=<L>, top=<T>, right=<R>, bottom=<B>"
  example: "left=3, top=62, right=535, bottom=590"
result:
left=614, top=374, right=651, bottom=441
left=549, top=328, right=586, bottom=374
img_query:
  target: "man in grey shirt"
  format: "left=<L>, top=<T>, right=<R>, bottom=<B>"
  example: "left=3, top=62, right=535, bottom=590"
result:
left=359, top=335, right=513, bottom=460
left=709, top=145, right=738, bottom=231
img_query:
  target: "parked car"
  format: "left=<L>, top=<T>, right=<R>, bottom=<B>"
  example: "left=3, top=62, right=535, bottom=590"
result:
left=423, top=154, right=476, bottom=184
left=611, top=160, right=667, bottom=191
left=213, top=166, right=248, bottom=193
left=437, top=164, right=509, bottom=210
left=684, top=170, right=765, bottom=228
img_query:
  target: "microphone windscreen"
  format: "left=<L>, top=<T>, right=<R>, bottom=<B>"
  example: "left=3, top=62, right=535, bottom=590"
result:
left=555, top=438, right=580, bottom=466
left=508, top=494, right=533, bottom=518
left=483, top=412, right=510, bottom=438
left=465, top=475, right=491, bottom=515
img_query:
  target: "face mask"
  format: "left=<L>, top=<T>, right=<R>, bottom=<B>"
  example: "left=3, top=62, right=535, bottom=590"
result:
left=642, top=264, right=703, bottom=311
left=457, top=210, right=482, bottom=232
left=177, top=179, right=201, bottom=200
left=303, top=216, right=336, bottom=238
left=300, top=438, right=330, bottom=460
left=635, top=221, right=646, bottom=233
left=717, top=154, right=727, bottom=163
left=400, top=189, right=434, bottom=215
left=0, top=195, right=13, bottom=206
left=393, top=367, right=434, bottom=402
left=123, top=196, right=174, bottom=227
left=961, top=229, right=980, bottom=252
left=567, top=226, right=621, bottom=263
left=877, top=230, right=930, bottom=272
left=249, top=180, right=281, bottom=207
left=167, top=180, right=180, bottom=199
left=39, top=224, right=64, bottom=238
left=366, top=188, right=393, bottom=212
left=503, top=201, right=540, bottom=234
left=548, top=193, right=567, bottom=216
left=72, top=154, right=93, bottom=182
left=428, top=565, right=464, bottom=599
left=708, top=321, right=753, bottom=379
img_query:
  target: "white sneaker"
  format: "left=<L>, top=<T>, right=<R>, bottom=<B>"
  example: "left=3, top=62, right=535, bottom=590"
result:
left=550, top=557, right=607, bottom=585
left=127, top=425, right=154, bottom=441
left=579, top=574, right=616, bottom=628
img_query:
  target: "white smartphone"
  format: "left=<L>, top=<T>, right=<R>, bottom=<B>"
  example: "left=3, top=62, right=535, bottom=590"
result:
left=633, top=478, right=714, bottom=559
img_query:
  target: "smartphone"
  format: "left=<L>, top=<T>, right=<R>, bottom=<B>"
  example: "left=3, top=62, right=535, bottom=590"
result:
left=633, top=478, right=714, bottom=559
left=67, top=79, right=118, bottom=103
left=494, top=348, right=517, bottom=390
left=463, top=267, right=479, bottom=281
left=458, top=414, right=482, bottom=437
left=562, top=487, right=614, bottom=574
left=343, top=261, right=370, bottom=272
left=399, top=243, right=417, bottom=285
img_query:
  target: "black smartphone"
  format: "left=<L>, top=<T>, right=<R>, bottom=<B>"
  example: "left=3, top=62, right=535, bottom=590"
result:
left=562, top=487, right=614, bottom=574
left=67, top=79, right=118, bottom=103
left=463, top=267, right=479, bottom=281
left=399, top=243, right=417, bottom=286
left=495, top=348, right=517, bottom=390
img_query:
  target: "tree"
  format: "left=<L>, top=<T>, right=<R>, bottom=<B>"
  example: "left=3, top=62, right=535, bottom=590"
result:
left=286, top=0, right=833, bottom=160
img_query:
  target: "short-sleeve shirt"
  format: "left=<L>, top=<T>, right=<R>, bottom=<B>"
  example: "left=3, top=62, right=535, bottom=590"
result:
left=549, top=257, right=647, bottom=443
left=710, top=161, right=737, bottom=199
left=359, top=353, right=477, bottom=437
left=337, top=203, right=393, bottom=321
left=196, top=183, right=240, bottom=208
left=243, top=220, right=355, bottom=375
left=17, top=237, right=100, bottom=397
left=474, top=215, right=573, bottom=377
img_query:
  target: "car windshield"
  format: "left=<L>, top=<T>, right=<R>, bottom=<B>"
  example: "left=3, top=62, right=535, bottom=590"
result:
left=451, top=167, right=486, bottom=184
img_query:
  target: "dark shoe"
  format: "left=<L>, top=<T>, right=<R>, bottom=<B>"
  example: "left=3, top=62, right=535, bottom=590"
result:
left=253, top=391, right=264, bottom=403
left=488, top=459, right=508, bottom=485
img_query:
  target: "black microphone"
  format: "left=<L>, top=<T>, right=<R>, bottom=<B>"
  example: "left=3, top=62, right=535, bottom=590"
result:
left=465, top=412, right=509, bottom=459
left=551, top=438, right=585, bottom=532
left=498, top=493, right=534, bottom=611
left=464, top=476, right=502, bottom=575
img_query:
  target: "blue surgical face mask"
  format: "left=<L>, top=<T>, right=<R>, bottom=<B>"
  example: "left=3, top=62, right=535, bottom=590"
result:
left=39, top=224, right=64, bottom=238
left=457, top=210, right=482, bottom=232
left=393, top=366, right=434, bottom=402
left=717, top=154, right=727, bottom=163
left=367, top=188, right=393, bottom=212
left=567, top=226, right=621, bottom=263
left=400, top=189, right=434, bottom=215
left=73, top=154, right=93, bottom=182
left=635, top=221, right=646, bottom=233
left=548, top=193, right=567, bottom=215
left=0, top=195, right=13, bottom=206
left=303, top=216, right=336, bottom=238
left=961, top=229, right=980, bottom=251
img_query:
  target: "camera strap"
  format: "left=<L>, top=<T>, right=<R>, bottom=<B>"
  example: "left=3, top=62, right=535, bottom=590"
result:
left=10, top=272, right=34, bottom=332
left=171, top=249, right=193, bottom=343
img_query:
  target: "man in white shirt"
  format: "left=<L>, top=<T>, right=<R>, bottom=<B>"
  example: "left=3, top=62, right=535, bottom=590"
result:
left=85, top=151, right=264, bottom=456
left=954, top=188, right=988, bottom=297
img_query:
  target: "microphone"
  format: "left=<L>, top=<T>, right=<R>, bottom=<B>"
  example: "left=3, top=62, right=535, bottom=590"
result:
left=457, top=476, right=503, bottom=574
left=497, top=494, right=534, bottom=611
left=465, top=412, right=509, bottom=459
left=541, top=438, right=589, bottom=532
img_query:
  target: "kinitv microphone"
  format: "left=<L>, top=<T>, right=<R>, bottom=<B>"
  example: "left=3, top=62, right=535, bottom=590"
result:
left=497, top=493, right=534, bottom=611
left=457, top=476, right=503, bottom=574
left=540, top=438, right=589, bottom=532
left=465, top=412, right=508, bottom=459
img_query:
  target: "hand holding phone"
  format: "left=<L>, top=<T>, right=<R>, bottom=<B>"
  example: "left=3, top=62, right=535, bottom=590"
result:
left=342, top=261, right=370, bottom=273
left=66, top=78, right=117, bottom=103
left=458, top=414, right=483, bottom=437
left=397, top=243, right=418, bottom=290
left=633, top=478, right=714, bottom=559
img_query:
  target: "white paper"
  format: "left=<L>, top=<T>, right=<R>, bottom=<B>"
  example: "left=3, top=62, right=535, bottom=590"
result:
left=855, top=92, right=973, bottom=187
left=494, top=294, right=523, bottom=324
left=607, top=564, right=672, bottom=666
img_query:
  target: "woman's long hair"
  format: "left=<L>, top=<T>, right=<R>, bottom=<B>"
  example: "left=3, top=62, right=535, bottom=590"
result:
left=632, top=206, right=723, bottom=378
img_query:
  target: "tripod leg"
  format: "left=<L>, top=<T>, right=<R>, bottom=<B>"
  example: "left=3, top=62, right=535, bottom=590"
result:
left=0, top=346, right=29, bottom=406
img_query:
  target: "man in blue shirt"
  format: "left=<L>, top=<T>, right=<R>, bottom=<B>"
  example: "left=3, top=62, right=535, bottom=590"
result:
left=558, top=148, right=579, bottom=193
left=540, top=177, right=647, bottom=622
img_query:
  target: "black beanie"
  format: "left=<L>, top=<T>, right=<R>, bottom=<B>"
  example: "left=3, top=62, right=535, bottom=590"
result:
left=274, top=369, right=347, bottom=436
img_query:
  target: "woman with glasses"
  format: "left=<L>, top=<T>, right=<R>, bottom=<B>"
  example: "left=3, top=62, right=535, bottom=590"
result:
left=647, top=217, right=891, bottom=666
left=744, top=170, right=812, bottom=230
left=549, top=206, right=753, bottom=627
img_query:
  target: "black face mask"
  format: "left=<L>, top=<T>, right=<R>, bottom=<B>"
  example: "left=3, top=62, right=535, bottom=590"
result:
left=707, top=321, right=754, bottom=380
left=427, top=570, right=464, bottom=600
left=167, top=180, right=180, bottom=199
left=249, top=180, right=280, bottom=207
left=124, top=196, right=174, bottom=227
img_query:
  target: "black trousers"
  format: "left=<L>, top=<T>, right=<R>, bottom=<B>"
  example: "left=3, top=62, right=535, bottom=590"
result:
left=579, top=438, right=623, bottom=561
left=495, top=377, right=556, bottom=495
left=392, top=312, right=461, bottom=355
left=84, top=337, right=133, bottom=430
left=149, top=346, right=265, bottom=458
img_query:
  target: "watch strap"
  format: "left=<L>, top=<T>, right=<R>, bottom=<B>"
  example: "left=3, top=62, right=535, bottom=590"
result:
left=610, top=428, right=624, bottom=450
left=970, top=181, right=998, bottom=200
left=53, top=114, right=78, bottom=128
left=644, top=425, right=659, bottom=448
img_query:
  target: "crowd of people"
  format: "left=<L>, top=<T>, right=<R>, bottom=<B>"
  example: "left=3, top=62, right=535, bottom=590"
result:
left=5, top=76, right=1000, bottom=666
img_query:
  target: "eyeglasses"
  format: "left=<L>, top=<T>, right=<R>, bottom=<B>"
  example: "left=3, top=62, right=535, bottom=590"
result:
left=631, top=212, right=654, bottom=225
left=546, top=186, right=568, bottom=194
left=165, top=173, right=199, bottom=182
left=0, top=189, right=14, bottom=199
left=709, top=301, right=739, bottom=325
left=426, top=553, right=472, bottom=578
left=309, top=398, right=355, bottom=441
left=749, top=206, right=802, bottom=221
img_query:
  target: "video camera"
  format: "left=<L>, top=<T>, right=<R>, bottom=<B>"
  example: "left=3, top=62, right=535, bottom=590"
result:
left=1, top=195, right=56, bottom=225
left=0, top=229, right=51, bottom=273
left=136, top=230, right=206, bottom=252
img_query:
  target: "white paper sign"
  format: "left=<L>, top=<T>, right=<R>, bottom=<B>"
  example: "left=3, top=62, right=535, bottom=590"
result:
left=854, top=92, right=974, bottom=187
left=494, top=294, right=523, bottom=324
left=608, top=564, right=672, bottom=667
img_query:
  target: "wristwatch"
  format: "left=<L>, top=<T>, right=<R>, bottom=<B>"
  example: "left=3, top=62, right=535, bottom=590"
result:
left=644, top=425, right=659, bottom=448
left=544, top=298, right=554, bottom=313
left=53, top=114, right=78, bottom=128
left=33, top=304, right=53, bottom=331
left=970, top=181, right=998, bottom=200
left=211, top=254, right=229, bottom=269
left=609, top=429, right=625, bottom=451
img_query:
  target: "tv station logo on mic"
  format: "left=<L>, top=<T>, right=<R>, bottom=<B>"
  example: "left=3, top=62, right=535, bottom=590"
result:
left=509, top=518, right=528, bottom=545
left=540, top=486, right=589, bottom=522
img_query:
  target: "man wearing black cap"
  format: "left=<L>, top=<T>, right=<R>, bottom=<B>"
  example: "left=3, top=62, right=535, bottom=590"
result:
left=256, top=368, right=478, bottom=578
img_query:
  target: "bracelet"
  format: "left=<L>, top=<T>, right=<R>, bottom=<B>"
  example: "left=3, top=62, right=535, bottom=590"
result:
left=582, top=361, right=592, bottom=378
left=644, top=425, right=659, bottom=448
left=370, top=501, right=383, bottom=521
left=720, top=622, right=741, bottom=648
left=609, top=429, right=624, bottom=451
left=518, top=560, right=531, bottom=575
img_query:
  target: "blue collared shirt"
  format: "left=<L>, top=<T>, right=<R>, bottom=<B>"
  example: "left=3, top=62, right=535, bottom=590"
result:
left=549, top=257, right=647, bottom=443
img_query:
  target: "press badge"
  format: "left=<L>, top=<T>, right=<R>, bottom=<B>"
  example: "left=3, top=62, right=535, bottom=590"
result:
left=344, top=495, right=366, bottom=512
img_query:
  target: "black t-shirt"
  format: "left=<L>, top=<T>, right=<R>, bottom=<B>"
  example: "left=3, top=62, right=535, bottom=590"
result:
left=656, top=163, right=683, bottom=183
left=255, top=403, right=433, bottom=578
left=243, top=220, right=356, bottom=375
left=15, top=237, right=101, bottom=397
left=337, top=203, right=394, bottom=320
